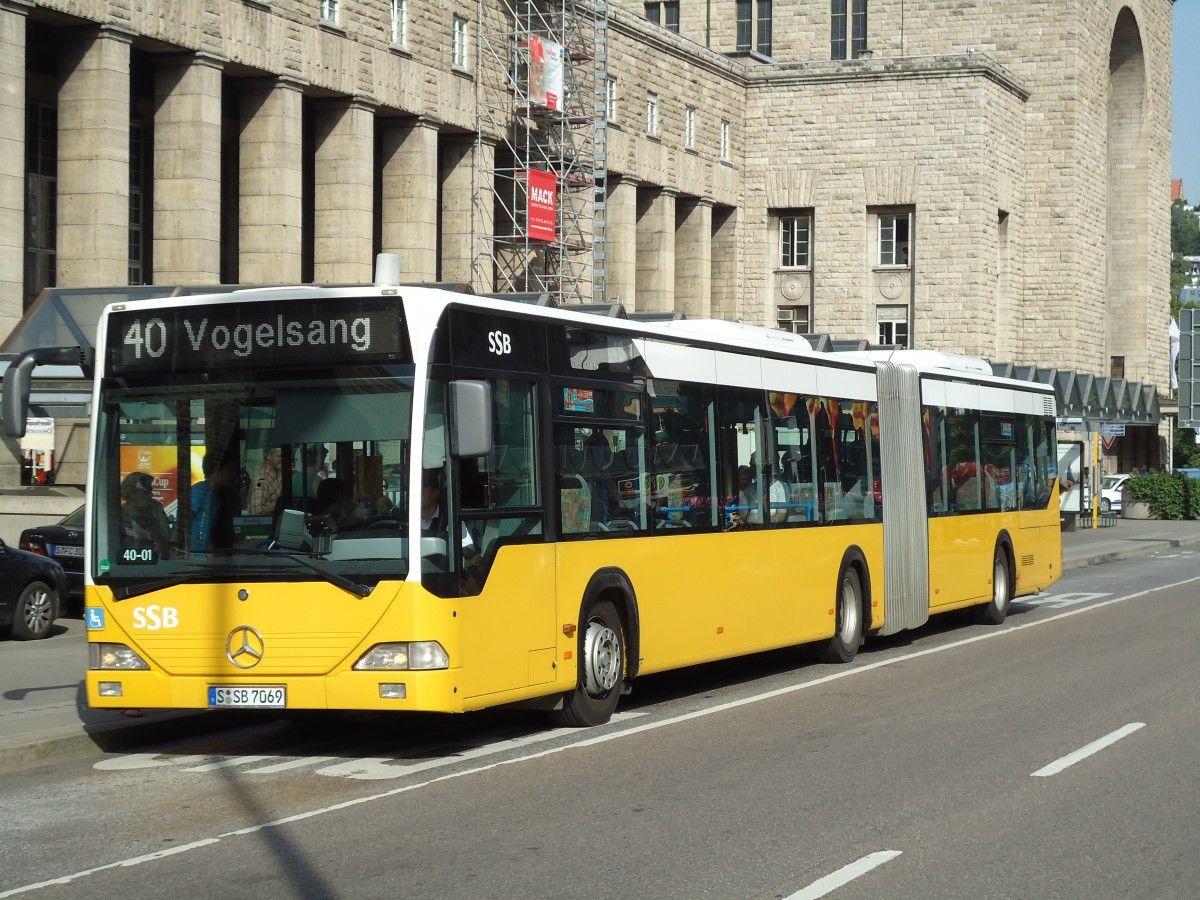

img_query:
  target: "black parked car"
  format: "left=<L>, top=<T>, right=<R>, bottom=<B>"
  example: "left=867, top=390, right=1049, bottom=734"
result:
left=20, top=505, right=84, bottom=611
left=0, top=536, right=67, bottom=640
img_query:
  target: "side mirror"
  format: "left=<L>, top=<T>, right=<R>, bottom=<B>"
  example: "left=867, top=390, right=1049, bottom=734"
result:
left=2, top=346, right=94, bottom=438
left=449, top=380, right=493, bottom=458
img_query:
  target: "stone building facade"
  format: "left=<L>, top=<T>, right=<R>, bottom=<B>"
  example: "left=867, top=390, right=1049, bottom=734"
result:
left=0, top=0, right=1174, bottom=394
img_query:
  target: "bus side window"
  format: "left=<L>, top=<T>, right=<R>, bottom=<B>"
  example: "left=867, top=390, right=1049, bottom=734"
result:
left=942, top=407, right=980, bottom=512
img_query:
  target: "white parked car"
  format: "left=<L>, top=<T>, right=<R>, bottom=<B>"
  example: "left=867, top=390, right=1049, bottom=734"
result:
left=1098, top=474, right=1131, bottom=513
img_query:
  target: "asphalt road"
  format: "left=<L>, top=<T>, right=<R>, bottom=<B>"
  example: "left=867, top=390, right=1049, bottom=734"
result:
left=2, top=548, right=1199, bottom=900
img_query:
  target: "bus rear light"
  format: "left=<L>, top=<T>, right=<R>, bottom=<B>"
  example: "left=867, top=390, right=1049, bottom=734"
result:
left=354, top=642, right=448, bottom=671
left=89, top=643, right=150, bottom=670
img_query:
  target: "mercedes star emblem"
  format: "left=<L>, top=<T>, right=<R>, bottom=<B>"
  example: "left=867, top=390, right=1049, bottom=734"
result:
left=226, top=625, right=265, bottom=669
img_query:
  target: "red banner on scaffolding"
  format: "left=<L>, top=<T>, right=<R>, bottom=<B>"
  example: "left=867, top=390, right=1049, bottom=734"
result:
left=527, top=169, right=557, bottom=242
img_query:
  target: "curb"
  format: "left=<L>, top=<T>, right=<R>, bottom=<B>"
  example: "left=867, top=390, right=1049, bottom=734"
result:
left=1063, top=534, right=1200, bottom=572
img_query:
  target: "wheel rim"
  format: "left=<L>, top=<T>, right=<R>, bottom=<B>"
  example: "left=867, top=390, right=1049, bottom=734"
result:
left=993, top=558, right=1009, bottom=610
left=839, top=573, right=861, bottom=645
left=23, top=587, right=52, bottom=633
left=582, top=618, right=621, bottom=696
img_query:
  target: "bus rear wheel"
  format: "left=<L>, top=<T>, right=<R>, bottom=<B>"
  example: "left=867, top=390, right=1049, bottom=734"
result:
left=972, top=545, right=1012, bottom=625
left=818, top=564, right=863, bottom=664
left=550, top=599, right=624, bottom=727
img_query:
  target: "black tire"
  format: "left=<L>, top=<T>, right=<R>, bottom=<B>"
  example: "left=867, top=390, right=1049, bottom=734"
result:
left=550, top=599, right=625, bottom=727
left=818, top=563, right=864, bottom=663
left=972, top=545, right=1013, bottom=625
left=12, top=580, right=57, bottom=641
left=1099, top=497, right=1111, bottom=513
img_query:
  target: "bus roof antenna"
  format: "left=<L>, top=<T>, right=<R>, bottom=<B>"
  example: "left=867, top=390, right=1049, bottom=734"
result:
left=375, top=252, right=401, bottom=286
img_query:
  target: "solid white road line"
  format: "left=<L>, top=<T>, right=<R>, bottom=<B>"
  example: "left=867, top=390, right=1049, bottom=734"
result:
left=783, top=851, right=903, bottom=900
left=1030, top=722, right=1146, bottom=777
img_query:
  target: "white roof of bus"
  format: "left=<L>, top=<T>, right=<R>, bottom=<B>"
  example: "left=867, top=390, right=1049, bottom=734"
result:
left=846, top=348, right=994, bottom=375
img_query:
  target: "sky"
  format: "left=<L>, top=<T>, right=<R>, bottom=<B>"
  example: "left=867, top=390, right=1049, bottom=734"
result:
left=1175, top=2, right=1200, bottom=201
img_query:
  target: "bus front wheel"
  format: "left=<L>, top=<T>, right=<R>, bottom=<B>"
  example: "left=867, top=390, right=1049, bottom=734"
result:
left=550, top=599, right=624, bottom=727
left=818, top=564, right=863, bottom=664
left=972, top=545, right=1013, bottom=625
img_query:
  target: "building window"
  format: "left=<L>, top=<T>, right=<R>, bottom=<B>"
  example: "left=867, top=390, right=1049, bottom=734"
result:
left=646, top=92, right=658, bottom=136
left=320, top=0, right=338, bottom=24
left=877, top=305, right=909, bottom=347
left=757, top=0, right=772, bottom=55
left=736, top=0, right=772, bottom=55
left=1110, top=356, right=1125, bottom=379
left=452, top=15, right=468, bottom=68
left=779, top=213, right=812, bottom=268
left=605, top=77, right=617, bottom=123
left=24, top=102, right=56, bottom=308
left=645, top=1, right=679, bottom=32
left=777, top=305, right=810, bottom=334
left=720, top=119, right=731, bottom=160
left=684, top=107, right=696, bottom=149
left=736, top=0, right=751, bottom=50
left=391, top=0, right=407, bottom=45
left=831, top=0, right=868, bottom=60
left=878, top=211, right=910, bottom=266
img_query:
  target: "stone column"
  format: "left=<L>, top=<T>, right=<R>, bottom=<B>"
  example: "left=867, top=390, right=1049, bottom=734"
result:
left=439, top=137, right=474, bottom=285
left=57, top=26, right=131, bottom=287
left=313, top=98, right=375, bottom=284
left=0, top=0, right=28, bottom=340
left=153, top=53, right=224, bottom=285
left=239, top=77, right=304, bottom=284
left=635, top=186, right=675, bottom=313
left=440, top=136, right=493, bottom=289
left=674, top=197, right=712, bottom=319
left=606, top=176, right=637, bottom=311
left=380, top=117, right=438, bottom=282
left=710, top=206, right=738, bottom=321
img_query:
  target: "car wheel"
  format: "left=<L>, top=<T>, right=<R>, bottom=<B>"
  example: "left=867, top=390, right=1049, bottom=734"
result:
left=12, top=580, right=57, bottom=640
left=1100, top=497, right=1111, bottom=513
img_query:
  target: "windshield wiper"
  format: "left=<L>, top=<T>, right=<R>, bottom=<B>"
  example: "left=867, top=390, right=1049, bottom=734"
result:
left=110, top=573, right=197, bottom=602
left=223, top=548, right=374, bottom=597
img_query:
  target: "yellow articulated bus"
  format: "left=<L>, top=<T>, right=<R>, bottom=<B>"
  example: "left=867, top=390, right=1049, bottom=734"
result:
left=2, top=270, right=1061, bottom=726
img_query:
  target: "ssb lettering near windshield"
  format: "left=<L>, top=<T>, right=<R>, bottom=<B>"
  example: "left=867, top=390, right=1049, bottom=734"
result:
left=108, top=298, right=409, bottom=372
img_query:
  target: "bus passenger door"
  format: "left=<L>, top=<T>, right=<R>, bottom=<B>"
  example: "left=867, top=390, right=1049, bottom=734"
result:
left=438, top=375, right=557, bottom=699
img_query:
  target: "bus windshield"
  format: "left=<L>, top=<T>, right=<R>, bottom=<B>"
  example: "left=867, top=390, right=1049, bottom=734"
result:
left=92, top=364, right=417, bottom=594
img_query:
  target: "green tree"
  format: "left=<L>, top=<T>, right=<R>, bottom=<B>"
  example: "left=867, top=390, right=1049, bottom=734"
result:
left=1173, top=199, right=1200, bottom=256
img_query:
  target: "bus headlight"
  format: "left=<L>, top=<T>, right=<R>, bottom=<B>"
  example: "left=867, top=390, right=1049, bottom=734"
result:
left=354, top=642, right=449, bottom=671
left=89, top=643, right=150, bottom=670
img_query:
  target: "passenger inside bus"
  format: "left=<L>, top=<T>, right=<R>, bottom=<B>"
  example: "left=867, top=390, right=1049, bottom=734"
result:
left=119, top=471, right=172, bottom=554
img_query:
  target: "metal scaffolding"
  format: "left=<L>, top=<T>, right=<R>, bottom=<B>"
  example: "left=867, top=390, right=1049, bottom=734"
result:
left=475, top=0, right=608, bottom=304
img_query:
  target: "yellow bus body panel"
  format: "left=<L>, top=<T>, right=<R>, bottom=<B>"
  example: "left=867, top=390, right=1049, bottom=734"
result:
left=555, top=524, right=884, bottom=676
left=927, top=508, right=1060, bottom=613
left=86, top=512, right=1054, bottom=713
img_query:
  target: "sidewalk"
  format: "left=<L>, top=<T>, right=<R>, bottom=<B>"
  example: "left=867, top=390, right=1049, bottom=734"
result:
left=2, top=516, right=1198, bottom=772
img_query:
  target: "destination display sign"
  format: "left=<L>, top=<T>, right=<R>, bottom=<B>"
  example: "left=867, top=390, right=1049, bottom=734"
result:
left=107, top=298, right=410, bottom=374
